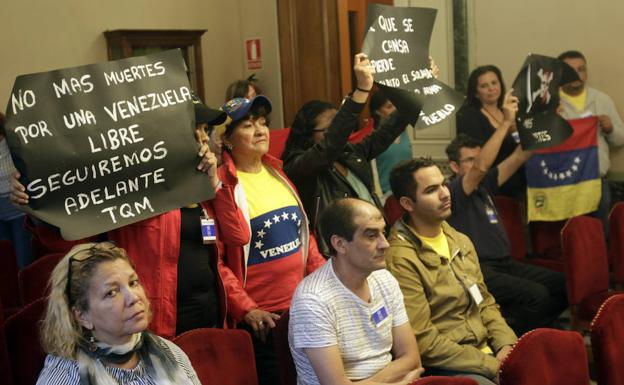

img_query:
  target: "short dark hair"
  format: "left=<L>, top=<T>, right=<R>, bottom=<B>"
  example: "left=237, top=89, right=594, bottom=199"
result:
left=389, top=157, right=435, bottom=201
left=318, top=198, right=366, bottom=256
left=223, top=103, right=271, bottom=140
left=445, top=134, right=482, bottom=163
left=557, top=50, right=586, bottom=63
left=465, top=65, right=506, bottom=109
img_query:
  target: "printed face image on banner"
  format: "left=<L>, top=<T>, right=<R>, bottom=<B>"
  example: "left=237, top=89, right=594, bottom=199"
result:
left=511, top=53, right=579, bottom=150
left=4, top=49, right=215, bottom=240
left=362, top=4, right=464, bottom=129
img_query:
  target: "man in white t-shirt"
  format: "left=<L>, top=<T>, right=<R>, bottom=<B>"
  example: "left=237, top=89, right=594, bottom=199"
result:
left=289, top=198, right=423, bottom=385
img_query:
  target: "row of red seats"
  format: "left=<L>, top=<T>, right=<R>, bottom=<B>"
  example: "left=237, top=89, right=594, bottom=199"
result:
left=4, top=292, right=617, bottom=385
left=2, top=201, right=624, bottom=384
left=2, top=247, right=623, bottom=384
left=493, top=199, right=624, bottom=332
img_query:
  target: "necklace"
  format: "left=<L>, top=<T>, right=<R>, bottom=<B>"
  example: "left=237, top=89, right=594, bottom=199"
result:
left=481, top=106, right=504, bottom=127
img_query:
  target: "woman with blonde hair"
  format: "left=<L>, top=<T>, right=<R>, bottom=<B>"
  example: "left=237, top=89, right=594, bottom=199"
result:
left=37, top=242, right=201, bottom=385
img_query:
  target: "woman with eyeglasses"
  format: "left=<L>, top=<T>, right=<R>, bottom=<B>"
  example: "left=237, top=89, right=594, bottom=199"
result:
left=280, top=53, right=413, bottom=256
left=36, top=242, right=201, bottom=385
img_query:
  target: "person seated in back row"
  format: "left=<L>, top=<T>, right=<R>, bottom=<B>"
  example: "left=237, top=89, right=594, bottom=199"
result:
left=445, top=90, right=567, bottom=335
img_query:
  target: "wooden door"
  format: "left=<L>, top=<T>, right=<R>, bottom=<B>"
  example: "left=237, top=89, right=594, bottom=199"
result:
left=277, top=0, right=392, bottom=127
left=337, top=0, right=394, bottom=97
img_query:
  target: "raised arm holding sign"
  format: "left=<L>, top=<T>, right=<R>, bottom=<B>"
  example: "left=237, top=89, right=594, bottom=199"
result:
left=362, top=4, right=464, bottom=129
left=4, top=49, right=216, bottom=240
left=511, top=53, right=579, bottom=150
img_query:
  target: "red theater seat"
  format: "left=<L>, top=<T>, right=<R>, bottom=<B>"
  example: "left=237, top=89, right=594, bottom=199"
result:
left=529, top=220, right=565, bottom=261
left=0, top=240, right=20, bottom=317
left=499, top=328, right=589, bottom=385
left=591, top=293, right=624, bottom=385
left=18, top=253, right=64, bottom=305
left=0, top=298, right=14, bottom=385
left=173, top=328, right=258, bottom=385
left=268, top=128, right=291, bottom=159
left=561, top=216, right=623, bottom=331
left=494, top=196, right=563, bottom=271
left=609, top=202, right=624, bottom=288
left=4, top=298, right=46, bottom=385
left=383, top=195, right=405, bottom=226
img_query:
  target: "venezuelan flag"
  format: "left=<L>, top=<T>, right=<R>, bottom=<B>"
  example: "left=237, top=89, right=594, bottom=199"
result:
left=526, top=116, right=600, bottom=221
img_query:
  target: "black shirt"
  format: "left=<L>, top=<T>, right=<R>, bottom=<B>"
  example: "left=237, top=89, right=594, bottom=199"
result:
left=448, top=168, right=510, bottom=262
left=176, top=205, right=220, bottom=334
left=456, top=104, right=526, bottom=198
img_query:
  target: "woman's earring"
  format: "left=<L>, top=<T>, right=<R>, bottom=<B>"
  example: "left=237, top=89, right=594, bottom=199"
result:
left=224, top=142, right=234, bottom=151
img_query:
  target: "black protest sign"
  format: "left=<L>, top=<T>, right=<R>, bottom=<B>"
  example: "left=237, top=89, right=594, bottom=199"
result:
left=362, top=4, right=464, bottom=129
left=511, top=53, right=579, bottom=150
left=4, top=49, right=215, bottom=240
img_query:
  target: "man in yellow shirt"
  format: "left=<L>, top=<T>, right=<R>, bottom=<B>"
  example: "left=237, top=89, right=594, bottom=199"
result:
left=385, top=158, right=517, bottom=385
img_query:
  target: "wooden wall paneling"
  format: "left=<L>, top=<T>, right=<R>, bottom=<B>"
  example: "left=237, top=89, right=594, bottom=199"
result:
left=277, top=0, right=300, bottom=127
left=277, top=0, right=342, bottom=127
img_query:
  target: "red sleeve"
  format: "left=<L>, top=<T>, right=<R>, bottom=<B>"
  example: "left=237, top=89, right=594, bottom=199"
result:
left=216, top=252, right=258, bottom=321
left=210, top=174, right=256, bottom=321
left=211, top=184, right=250, bottom=246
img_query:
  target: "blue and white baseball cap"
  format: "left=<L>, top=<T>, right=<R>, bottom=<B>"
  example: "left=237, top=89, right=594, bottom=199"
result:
left=222, top=95, right=272, bottom=122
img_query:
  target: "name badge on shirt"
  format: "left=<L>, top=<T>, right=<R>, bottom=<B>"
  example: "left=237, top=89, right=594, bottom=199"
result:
left=201, top=217, right=217, bottom=244
left=371, top=303, right=389, bottom=328
left=485, top=206, right=498, bottom=224
left=469, top=283, right=484, bottom=306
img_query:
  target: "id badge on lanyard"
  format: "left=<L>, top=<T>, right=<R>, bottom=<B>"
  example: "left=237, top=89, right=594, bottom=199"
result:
left=201, top=208, right=216, bottom=244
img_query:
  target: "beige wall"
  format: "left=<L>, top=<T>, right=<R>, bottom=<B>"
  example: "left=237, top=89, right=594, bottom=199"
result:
left=471, top=0, right=624, bottom=176
left=1, top=0, right=284, bottom=126
left=394, top=0, right=456, bottom=160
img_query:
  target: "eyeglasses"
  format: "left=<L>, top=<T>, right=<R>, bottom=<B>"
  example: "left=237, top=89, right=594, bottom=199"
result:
left=66, top=241, right=117, bottom=305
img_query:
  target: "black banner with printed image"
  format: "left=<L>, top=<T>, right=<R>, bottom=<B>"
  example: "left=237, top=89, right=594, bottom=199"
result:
left=362, top=4, right=464, bottom=128
left=4, top=49, right=215, bottom=240
left=511, top=53, right=579, bottom=150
